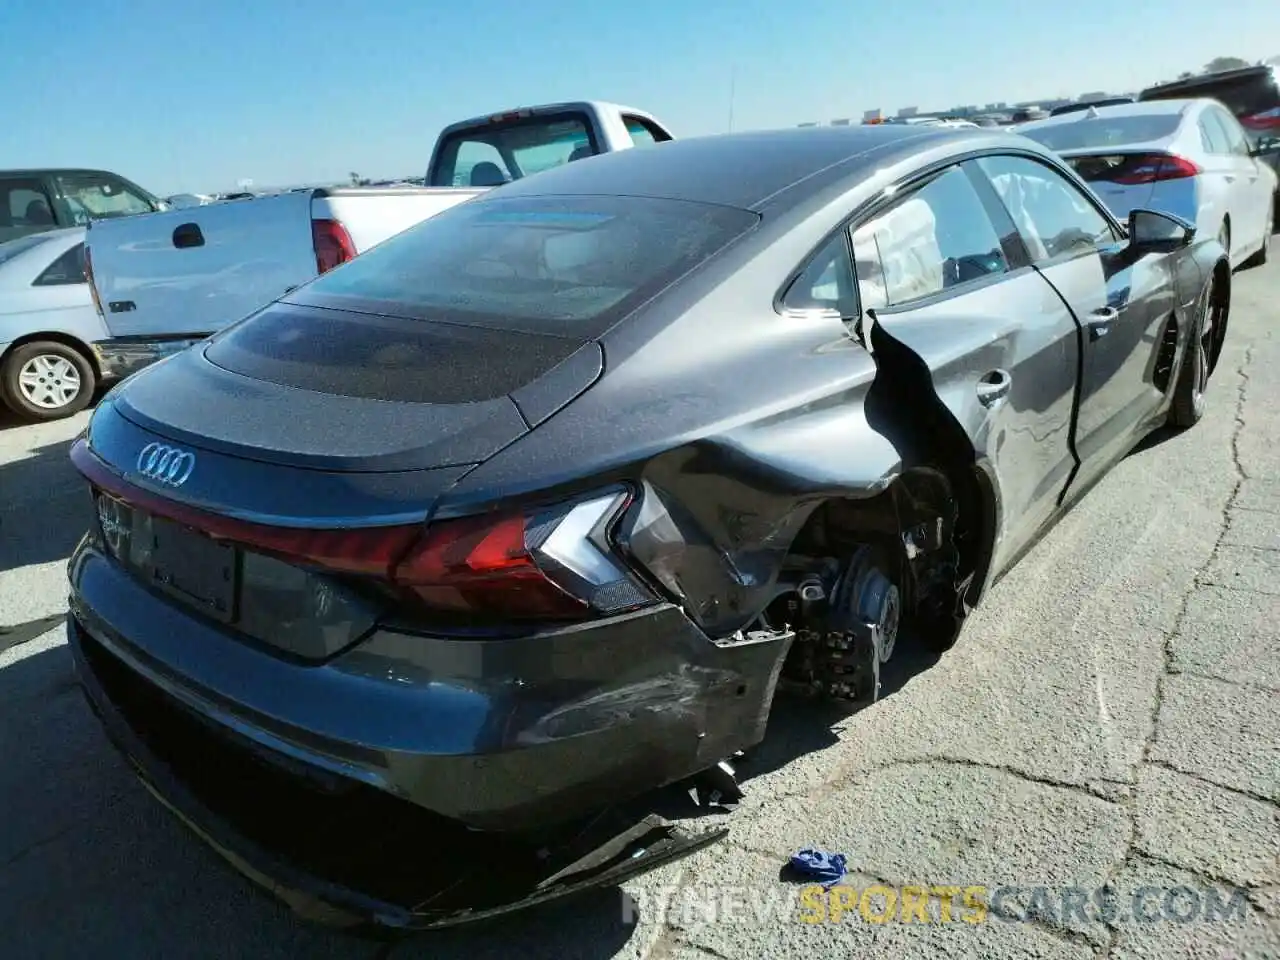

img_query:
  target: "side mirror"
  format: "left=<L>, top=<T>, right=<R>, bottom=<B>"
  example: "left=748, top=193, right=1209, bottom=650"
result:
left=1127, top=209, right=1195, bottom=254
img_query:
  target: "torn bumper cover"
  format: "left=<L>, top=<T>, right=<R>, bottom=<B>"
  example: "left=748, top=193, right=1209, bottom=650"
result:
left=67, top=541, right=790, bottom=929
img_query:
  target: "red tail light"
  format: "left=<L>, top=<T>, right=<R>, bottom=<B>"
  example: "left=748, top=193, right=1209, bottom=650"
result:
left=1241, top=107, right=1280, bottom=130
left=312, top=218, right=356, bottom=274
left=70, top=441, right=651, bottom=622
left=1111, top=154, right=1201, bottom=185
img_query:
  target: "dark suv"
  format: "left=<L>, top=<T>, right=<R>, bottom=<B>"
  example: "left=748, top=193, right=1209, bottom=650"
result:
left=1141, top=65, right=1280, bottom=203
left=0, top=168, right=162, bottom=245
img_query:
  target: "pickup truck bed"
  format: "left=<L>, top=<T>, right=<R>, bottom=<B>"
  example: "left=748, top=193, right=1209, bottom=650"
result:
left=84, top=100, right=676, bottom=380
left=86, top=186, right=482, bottom=377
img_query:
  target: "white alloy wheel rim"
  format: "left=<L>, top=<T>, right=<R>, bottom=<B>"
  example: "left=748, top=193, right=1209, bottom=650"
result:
left=17, top=354, right=82, bottom=409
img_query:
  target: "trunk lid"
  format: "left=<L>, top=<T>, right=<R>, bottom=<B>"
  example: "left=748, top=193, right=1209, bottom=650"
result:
left=106, top=302, right=602, bottom=482
left=86, top=191, right=319, bottom=338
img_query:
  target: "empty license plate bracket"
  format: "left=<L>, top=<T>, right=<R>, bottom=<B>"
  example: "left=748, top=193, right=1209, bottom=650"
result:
left=150, top=516, right=239, bottom=622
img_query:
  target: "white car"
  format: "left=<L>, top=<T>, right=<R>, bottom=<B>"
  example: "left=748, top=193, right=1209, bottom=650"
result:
left=1016, top=98, right=1277, bottom=269
left=0, top=227, right=109, bottom=421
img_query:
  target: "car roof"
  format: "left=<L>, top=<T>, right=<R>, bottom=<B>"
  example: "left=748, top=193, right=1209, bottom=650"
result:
left=0, top=167, right=118, bottom=178
left=438, top=101, right=661, bottom=134
left=471, top=124, right=1012, bottom=212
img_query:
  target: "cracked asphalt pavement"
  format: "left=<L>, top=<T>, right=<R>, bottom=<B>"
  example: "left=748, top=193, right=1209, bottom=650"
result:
left=1, top=260, right=1277, bottom=959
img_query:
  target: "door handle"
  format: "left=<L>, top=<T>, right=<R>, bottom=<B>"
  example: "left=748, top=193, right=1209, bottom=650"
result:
left=172, top=222, right=205, bottom=249
left=1088, top=307, right=1118, bottom=341
left=1224, top=174, right=1236, bottom=183
left=976, top=369, right=1012, bottom=407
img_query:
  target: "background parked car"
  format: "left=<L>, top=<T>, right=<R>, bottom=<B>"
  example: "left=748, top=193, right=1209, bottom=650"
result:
left=0, top=228, right=109, bottom=421
left=1140, top=64, right=1280, bottom=208
left=0, top=168, right=163, bottom=244
left=1010, top=107, right=1050, bottom=123
left=1016, top=99, right=1277, bottom=268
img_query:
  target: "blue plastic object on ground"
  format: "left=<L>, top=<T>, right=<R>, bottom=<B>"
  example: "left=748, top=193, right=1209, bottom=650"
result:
left=788, top=848, right=848, bottom=887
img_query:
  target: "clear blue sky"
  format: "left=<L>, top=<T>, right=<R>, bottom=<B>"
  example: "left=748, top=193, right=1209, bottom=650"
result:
left=3, top=0, right=1277, bottom=195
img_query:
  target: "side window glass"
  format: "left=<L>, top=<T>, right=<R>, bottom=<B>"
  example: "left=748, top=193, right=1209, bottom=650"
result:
left=34, top=243, right=87, bottom=286
left=622, top=116, right=669, bottom=147
left=782, top=232, right=857, bottom=316
left=0, top=178, right=56, bottom=242
left=1214, top=110, right=1251, bottom=156
left=1199, top=116, right=1230, bottom=154
left=849, top=165, right=1009, bottom=308
left=55, top=173, right=154, bottom=223
left=976, top=155, right=1116, bottom=262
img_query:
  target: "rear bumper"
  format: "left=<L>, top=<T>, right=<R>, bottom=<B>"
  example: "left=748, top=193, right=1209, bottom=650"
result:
left=69, top=613, right=729, bottom=931
left=92, top=334, right=210, bottom=380
left=68, top=530, right=792, bottom=818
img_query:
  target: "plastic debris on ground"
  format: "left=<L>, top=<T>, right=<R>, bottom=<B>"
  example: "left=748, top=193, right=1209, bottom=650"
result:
left=786, top=848, right=848, bottom=887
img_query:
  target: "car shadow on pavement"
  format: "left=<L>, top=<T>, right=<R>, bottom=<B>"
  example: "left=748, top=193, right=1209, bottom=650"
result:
left=1127, top=424, right=1183, bottom=458
left=0, top=386, right=108, bottom=432
left=0, top=436, right=90, bottom=575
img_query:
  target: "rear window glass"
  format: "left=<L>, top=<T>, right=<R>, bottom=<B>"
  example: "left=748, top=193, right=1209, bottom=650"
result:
left=1020, top=113, right=1183, bottom=151
left=290, top=195, right=759, bottom=337
left=430, top=113, right=599, bottom=187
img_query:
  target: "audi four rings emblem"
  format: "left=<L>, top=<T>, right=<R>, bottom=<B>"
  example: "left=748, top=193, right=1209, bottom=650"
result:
left=136, top=442, right=196, bottom=487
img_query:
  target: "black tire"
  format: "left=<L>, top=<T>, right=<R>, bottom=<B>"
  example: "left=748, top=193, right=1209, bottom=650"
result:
left=0, top=340, right=97, bottom=423
left=1167, top=277, right=1216, bottom=429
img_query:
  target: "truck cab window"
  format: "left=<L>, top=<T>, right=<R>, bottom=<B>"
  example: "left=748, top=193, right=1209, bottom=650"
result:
left=0, top=179, right=56, bottom=242
left=622, top=116, right=669, bottom=147
left=55, top=173, right=153, bottom=223
left=430, top=114, right=596, bottom=186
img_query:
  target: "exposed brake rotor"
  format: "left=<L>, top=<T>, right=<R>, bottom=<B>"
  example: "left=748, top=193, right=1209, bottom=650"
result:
left=791, top=546, right=901, bottom=706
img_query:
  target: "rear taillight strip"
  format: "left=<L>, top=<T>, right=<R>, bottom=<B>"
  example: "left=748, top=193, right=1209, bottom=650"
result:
left=70, top=438, right=420, bottom=578
left=71, top=438, right=653, bottom=621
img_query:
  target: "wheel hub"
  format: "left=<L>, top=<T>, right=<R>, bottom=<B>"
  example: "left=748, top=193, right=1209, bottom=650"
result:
left=17, top=354, right=81, bottom=410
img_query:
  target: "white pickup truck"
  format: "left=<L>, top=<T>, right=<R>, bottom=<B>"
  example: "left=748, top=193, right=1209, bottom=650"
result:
left=84, top=101, right=673, bottom=379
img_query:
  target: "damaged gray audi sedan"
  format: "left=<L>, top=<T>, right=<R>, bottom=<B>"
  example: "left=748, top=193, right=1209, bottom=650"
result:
left=66, top=122, right=1229, bottom=930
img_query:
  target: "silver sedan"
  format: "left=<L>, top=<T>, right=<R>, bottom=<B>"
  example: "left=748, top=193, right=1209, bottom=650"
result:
left=0, top=228, right=106, bottom=421
left=1016, top=98, right=1277, bottom=269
